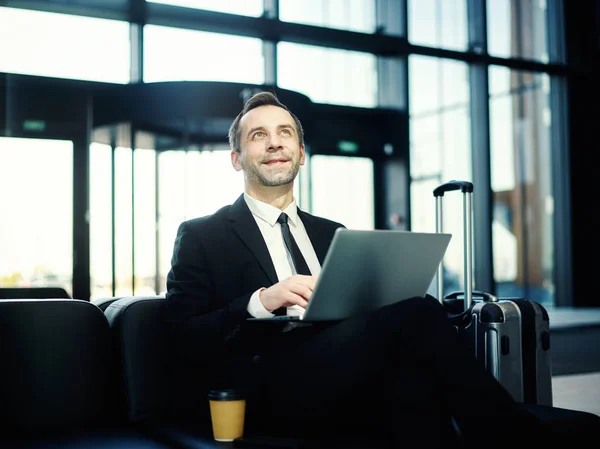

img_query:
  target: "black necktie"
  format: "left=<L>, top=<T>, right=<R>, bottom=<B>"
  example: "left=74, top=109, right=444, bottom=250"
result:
left=277, top=213, right=312, bottom=276
left=274, top=213, right=312, bottom=316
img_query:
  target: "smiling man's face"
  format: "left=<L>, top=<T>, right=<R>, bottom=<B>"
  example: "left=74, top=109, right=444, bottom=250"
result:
left=231, top=105, right=305, bottom=189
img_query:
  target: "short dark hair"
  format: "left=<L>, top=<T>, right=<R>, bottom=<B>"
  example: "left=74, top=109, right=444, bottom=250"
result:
left=228, top=91, right=305, bottom=153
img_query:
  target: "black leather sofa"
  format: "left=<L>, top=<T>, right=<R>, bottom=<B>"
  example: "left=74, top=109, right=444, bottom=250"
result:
left=0, top=298, right=173, bottom=449
left=2, top=295, right=599, bottom=449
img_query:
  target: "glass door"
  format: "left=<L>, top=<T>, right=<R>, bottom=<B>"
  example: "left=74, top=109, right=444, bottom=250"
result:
left=90, top=125, right=164, bottom=299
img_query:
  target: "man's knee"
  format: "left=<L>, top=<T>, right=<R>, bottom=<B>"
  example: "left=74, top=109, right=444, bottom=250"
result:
left=385, top=294, right=443, bottom=316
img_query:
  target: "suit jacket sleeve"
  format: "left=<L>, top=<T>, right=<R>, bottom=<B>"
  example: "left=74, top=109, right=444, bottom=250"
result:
left=165, top=220, right=249, bottom=345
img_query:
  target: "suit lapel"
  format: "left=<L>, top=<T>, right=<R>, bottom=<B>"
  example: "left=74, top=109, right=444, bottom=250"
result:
left=229, top=194, right=279, bottom=285
left=298, top=209, right=330, bottom=266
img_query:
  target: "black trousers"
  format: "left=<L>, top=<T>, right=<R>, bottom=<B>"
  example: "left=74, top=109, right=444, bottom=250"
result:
left=243, top=295, right=571, bottom=448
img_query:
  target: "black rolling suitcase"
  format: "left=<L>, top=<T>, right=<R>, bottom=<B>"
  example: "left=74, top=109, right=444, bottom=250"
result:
left=503, top=296, right=553, bottom=405
left=433, top=180, right=553, bottom=406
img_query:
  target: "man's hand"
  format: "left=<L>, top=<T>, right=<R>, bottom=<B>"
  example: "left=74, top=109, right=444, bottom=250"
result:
left=259, top=275, right=317, bottom=312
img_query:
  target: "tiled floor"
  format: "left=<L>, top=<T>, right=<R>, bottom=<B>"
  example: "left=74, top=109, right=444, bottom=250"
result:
left=552, top=372, right=600, bottom=416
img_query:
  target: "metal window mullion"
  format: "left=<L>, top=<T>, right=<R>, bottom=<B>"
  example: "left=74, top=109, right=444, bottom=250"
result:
left=263, top=41, right=277, bottom=86
left=549, top=75, right=571, bottom=306
left=375, top=0, right=409, bottom=233
left=110, top=127, right=117, bottom=297
left=264, top=0, right=278, bottom=19
left=515, top=72, right=529, bottom=297
left=131, top=125, right=136, bottom=295
left=154, top=150, right=161, bottom=295
left=130, top=0, right=147, bottom=83
left=547, top=0, right=566, bottom=64
left=513, top=0, right=524, bottom=59
left=263, top=0, right=278, bottom=85
left=377, top=2, right=408, bottom=108
left=467, top=0, right=488, bottom=54
left=469, top=63, right=494, bottom=293
left=467, top=0, right=492, bottom=292
left=373, top=158, right=386, bottom=230
left=377, top=57, right=406, bottom=109
left=399, top=0, right=411, bottom=231
left=376, top=0, right=405, bottom=36
left=72, top=109, right=92, bottom=301
left=130, top=24, right=144, bottom=83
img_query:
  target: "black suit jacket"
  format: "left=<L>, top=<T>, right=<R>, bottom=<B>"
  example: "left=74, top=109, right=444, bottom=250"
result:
left=165, top=194, right=344, bottom=386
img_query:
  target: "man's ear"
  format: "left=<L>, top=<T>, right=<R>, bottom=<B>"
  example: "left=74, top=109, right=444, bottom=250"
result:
left=231, top=150, right=243, bottom=172
left=299, top=144, right=306, bottom=166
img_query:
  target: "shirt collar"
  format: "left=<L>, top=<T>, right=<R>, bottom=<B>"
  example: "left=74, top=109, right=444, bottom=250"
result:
left=244, top=192, right=299, bottom=227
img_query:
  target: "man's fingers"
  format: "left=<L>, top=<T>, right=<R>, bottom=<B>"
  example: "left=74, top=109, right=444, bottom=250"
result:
left=265, top=276, right=316, bottom=310
left=284, top=291, right=309, bottom=309
left=289, top=275, right=318, bottom=289
left=288, top=283, right=314, bottom=301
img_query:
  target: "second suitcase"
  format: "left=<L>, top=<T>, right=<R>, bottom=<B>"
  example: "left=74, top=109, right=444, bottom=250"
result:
left=506, top=297, right=553, bottom=406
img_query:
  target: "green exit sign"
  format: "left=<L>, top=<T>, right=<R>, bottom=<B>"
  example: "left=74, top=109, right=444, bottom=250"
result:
left=23, top=120, right=46, bottom=132
left=337, top=140, right=359, bottom=154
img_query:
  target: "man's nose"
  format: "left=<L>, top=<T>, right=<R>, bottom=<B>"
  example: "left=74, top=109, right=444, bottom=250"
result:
left=267, top=133, right=283, bottom=150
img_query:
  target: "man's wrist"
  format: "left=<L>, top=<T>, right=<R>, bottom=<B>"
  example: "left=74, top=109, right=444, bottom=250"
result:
left=247, top=288, right=274, bottom=318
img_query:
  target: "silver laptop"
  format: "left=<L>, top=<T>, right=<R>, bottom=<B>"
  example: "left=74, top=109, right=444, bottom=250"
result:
left=248, top=228, right=452, bottom=322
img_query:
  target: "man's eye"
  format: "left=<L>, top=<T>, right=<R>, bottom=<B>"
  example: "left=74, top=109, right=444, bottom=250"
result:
left=280, top=129, right=292, bottom=136
left=253, top=132, right=265, bottom=138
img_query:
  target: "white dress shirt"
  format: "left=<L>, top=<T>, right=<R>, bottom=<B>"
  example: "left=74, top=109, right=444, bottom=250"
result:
left=244, top=193, right=321, bottom=318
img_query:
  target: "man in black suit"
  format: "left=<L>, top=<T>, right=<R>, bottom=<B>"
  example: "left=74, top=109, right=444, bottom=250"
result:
left=165, top=91, right=563, bottom=448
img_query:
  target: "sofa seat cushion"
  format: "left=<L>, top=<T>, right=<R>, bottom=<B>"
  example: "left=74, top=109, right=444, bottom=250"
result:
left=0, top=426, right=174, bottom=449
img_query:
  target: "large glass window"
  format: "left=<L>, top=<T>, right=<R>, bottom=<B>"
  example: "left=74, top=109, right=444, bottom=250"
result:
left=489, top=66, right=553, bottom=306
left=487, top=0, right=549, bottom=62
left=409, top=56, right=471, bottom=295
left=279, top=0, right=376, bottom=33
left=310, top=155, right=374, bottom=230
left=147, top=0, right=263, bottom=16
left=408, top=0, right=468, bottom=51
left=144, top=25, right=265, bottom=84
left=0, top=137, right=73, bottom=295
left=277, top=42, right=377, bottom=107
left=0, top=7, right=130, bottom=83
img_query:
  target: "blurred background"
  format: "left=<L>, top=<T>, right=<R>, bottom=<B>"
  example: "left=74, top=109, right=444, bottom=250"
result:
left=0, top=0, right=598, bottom=312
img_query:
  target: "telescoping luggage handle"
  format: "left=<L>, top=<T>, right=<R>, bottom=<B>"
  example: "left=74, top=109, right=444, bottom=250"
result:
left=433, top=180, right=474, bottom=311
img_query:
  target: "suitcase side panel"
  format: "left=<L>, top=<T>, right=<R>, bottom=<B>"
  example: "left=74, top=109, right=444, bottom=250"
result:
left=531, top=301, right=553, bottom=406
left=509, top=298, right=553, bottom=406
left=471, top=300, right=524, bottom=403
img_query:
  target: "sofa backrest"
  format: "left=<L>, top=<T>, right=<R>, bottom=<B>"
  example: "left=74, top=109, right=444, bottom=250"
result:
left=0, top=287, right=71, bottom=299
left=92, top=296, right=126, bottom=311
left=104, top=296, right=179, bottom=423
left=0, top=299, right=118, bottom=436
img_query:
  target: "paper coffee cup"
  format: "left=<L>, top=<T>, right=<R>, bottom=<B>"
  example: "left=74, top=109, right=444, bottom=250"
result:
left=208, top=389, right=246, bottom=442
